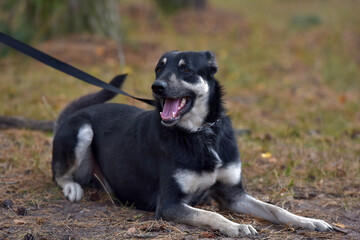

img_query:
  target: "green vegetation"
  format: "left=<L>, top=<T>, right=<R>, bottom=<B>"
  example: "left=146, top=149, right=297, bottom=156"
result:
left=1, top=0, right=359, bottom=238
left=1, top=0, right=359, bottom=193
left=0, top=0, right=121, bottom=42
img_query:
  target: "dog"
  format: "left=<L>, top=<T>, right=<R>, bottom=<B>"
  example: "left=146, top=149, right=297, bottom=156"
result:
left=52, top=51, right=332, bottom=237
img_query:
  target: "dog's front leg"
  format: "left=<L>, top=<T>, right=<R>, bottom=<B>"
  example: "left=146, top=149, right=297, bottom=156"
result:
left=157, top=202, right=258, bottom=237
left=229, top=193, right=333, bottom=231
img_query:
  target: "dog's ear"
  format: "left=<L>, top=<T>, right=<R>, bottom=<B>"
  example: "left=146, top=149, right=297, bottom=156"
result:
left=202, top=51, right=218, bottom=75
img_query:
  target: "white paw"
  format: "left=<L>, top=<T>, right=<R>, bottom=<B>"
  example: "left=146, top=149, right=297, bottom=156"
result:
left=237, top=224, right=259, bottom=236
left=220, top=223, right=258, bottom=237
left=297, top=217, right=333, bottom=232
left=63, top=182, right=84, bottom=202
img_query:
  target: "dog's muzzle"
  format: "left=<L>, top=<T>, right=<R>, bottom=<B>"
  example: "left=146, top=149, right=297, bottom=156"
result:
left=152, top=80, right=167, bottom=96
left=152, top=80, right=192, bottom=127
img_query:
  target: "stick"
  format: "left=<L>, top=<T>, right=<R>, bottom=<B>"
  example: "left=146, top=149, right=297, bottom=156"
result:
left=93, top=173, right=116, bottom=207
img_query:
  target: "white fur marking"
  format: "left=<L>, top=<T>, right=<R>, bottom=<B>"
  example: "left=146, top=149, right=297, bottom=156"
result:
left=178, top=76, right=210, bottom=132
left=56, top=169, right=84, bottom=202
left=178, top=59, right=185, bottom=66
left=170, top=73, right=178, bottom=83
left=55, top=124, right=93, bottom=202
left=185, top=204, right=258, bottom=237
left=217, top=161, right=241, bottom=185
left=174, top=169, right=217, bottom=194
left=209, top=148, right=222, bottom=167
left=231, top=194, right=333, bottom=231
left=63, top=182, right=84, bottom=202
left=75, top=124, right=93, bottom=167
left=162, top=58, right=167, bottom=65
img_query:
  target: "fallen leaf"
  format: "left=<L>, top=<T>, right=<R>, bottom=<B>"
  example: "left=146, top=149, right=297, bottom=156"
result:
left=338, top=94, right=346, bottom=104
left=200, top=231, right=217, bottom=238
left=95, top=46, right=106, bottom=57
left=261, top=152, right=272, bottom=159
left=123, top=66, right=133, bottom=74
left=13, top=219, right=26, bottom=225
left=269, top=157, right=278, bottom=163
left=36, top=217, right=46, bottom=225
left=333, top=223, right=346, bottom=228
left=127, top=227, right=137, bottom=234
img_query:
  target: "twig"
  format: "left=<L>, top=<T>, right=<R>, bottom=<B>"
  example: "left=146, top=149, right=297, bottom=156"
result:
left=158, top=220, right=184, bottom=234
left=132, top=219, right=185, bottom=234
left=93, top=173, right=116, bottom=207
left=42, top=96, right=57, bottom=119
left=7, top=206, right=19, bottom=217
left=0, top=181, right=19, bottom=185
left=273, top=169, right=283, bottom=188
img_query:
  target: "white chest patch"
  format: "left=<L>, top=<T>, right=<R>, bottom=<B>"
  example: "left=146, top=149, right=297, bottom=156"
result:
left=174, top=161, right=242, bottom=194
left=174, top=169, right=217, bottom=194
left=216, top=161, right=241, bottom=185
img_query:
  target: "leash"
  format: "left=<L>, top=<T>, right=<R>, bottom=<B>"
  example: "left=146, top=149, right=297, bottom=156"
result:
left=0, top=32, right=156, bottom=107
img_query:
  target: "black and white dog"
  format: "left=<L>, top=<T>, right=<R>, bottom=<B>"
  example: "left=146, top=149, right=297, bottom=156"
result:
left=52, top=51, right=332, bottom=237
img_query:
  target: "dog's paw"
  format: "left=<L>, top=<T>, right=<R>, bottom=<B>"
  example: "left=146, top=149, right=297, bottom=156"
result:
left=63, top=182, right=84, bottom=202
left=297, top=217, right=333, bottom=232
left=237, top=224, right=259, bottom=236
left=220, top=223, right=258, bottom=237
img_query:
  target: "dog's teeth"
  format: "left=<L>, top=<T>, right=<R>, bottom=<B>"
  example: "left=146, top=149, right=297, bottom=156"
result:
left=172, top=112, right=176, bottom=118
left=181, top=98, right=186, bottom=108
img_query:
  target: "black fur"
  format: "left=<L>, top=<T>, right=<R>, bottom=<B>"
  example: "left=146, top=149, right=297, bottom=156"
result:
left=54, top=74, right=127, bottom=132
left=53, top=51, right=241, bottom=209
left=52, top=51, right=332, bottom=237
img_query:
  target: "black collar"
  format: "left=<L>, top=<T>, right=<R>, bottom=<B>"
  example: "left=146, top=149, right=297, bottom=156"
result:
left=196, top=118, right=221, bottom=132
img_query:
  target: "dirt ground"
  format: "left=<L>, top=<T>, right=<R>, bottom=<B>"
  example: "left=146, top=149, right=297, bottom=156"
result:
left=0, top=129, right=358, bottom=240
left=1, top=1, right=360, bottom=239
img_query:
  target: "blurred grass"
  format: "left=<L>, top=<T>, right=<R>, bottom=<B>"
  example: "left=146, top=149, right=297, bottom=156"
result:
left=0, top=0, right=121, bottom=43
left=0, top=0, right=359, bottom=207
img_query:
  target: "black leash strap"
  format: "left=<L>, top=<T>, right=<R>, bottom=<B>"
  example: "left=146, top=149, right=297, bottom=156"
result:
left=0, top=32, right=156, bottom=106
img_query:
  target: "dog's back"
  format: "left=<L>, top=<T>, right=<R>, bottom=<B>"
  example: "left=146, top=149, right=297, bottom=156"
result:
left=52, top=74, right=127, bottom=202
left=51, top=51, right=332, bottom=237
left=54, top=74, right=126, bottom=132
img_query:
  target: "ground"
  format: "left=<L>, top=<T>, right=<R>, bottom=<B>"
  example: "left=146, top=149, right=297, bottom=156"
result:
left=1, top=0, right=360, bottom=239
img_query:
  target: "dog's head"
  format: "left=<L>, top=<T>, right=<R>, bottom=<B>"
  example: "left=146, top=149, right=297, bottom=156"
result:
left=152, top=51, right=218, bottom=131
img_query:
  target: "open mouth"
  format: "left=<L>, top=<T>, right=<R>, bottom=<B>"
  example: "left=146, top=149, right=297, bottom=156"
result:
left=160, top=96, right=191, bottom=126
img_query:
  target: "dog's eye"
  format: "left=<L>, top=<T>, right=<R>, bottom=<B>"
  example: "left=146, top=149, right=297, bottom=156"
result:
left=181, top=67, right=191, bottom=73
left=156, top=67, right=163, bottom=74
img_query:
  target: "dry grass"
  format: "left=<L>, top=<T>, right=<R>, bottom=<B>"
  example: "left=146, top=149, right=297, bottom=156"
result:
left=1, top=0, right=360, bottom=239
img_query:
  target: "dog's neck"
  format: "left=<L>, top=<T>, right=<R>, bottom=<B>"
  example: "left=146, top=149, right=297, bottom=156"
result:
left=196, top=118, right=220, bottom=132
left=155, top=79, right=225, bottom=133
left=183, top=79, right=225, bottom=132
left=204, top=79, right=225, bottom=124
left=192, top=79, right=225, bottom=132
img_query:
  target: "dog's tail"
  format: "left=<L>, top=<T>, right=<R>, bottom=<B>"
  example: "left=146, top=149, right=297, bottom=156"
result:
left=54, top=74, right=127, bottom=132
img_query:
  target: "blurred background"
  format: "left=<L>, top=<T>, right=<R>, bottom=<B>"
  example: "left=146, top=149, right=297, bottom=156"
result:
left=1, top=0, right=359, bottom=135
left=0, top=0, right=359, bottom=238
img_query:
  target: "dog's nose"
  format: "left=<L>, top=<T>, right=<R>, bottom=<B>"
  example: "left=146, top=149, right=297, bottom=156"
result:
left=152, top=80, right=167, bottom=95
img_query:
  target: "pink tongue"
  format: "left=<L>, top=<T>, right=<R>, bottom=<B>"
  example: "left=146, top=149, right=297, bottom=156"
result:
left=161, top=98, right=181, bottom=120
